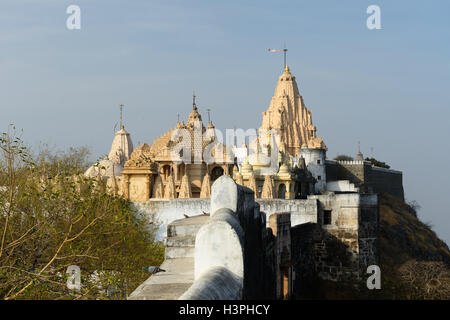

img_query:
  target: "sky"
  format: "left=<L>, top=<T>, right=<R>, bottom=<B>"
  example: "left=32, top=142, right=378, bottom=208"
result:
left=1, top=0, right=449, bottom=243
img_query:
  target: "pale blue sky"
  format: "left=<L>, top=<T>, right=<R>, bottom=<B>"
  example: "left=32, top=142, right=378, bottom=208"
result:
left=1, top=0, right=449, bottom=243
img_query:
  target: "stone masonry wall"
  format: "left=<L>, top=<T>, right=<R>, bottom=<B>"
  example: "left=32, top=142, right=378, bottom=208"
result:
left=135, top=198, right=319, bottom=242
left=369, top=167, right=404, bottom=200
left=133, top=199, right=210, bottom=241
left=325, top=160, right=404, bottom=200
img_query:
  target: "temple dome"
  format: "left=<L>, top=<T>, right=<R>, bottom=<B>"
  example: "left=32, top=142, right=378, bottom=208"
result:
left=84, top=156, right=123, bottom=180
left=241, top=159, right=253, bottom=173
left=279, top=163, right=289, bottom=174
left=108, top=125, right=134, bottom=166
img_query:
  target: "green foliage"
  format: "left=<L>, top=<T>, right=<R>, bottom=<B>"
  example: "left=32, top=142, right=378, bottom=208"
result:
left=365, top=157, right=390, bottom=169
left=333, top=154, right=353, bottom=161
left=0, top=126, right=164, bottom=300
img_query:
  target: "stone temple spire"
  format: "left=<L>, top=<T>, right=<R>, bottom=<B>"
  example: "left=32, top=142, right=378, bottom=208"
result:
left=109, top=105, right=134, bottom=166
left=187, top=92, right=203, bottom=128
left=259, top=65, right=326, bottom=156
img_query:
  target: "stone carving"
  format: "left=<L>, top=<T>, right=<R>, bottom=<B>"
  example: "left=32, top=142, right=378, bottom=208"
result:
left=178, top=174, right=192, bottom=199
left=125, top=143, right=154, bottom=168
left=261, top=175, right=274, bottom=199
left=200, top=173, right=211, bottom=198
left=164, top=174, right=176, bottom=199
left=109, top=125, right=134, bottom=166
left=259, top=65, right=327, bottom=156
left=246, top=172, right=259, bottom=199
left=152, top=174, right=164, bottom=198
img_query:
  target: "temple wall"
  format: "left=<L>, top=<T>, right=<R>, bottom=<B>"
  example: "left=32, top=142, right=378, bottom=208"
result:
left=291, top=193, right=378, bottom=292
left=369, top=167, right=404, bottom=200
left=325, top=160, right=404, bottom=200
left=299, top=148, right=327, bottom=192
left=258, top=199, right=318, bottom=228
left=133, top=199, right=210, bottom=241
left=135, top=198, right=320, bottom=241
left=129, top=175, right=149, bottom=202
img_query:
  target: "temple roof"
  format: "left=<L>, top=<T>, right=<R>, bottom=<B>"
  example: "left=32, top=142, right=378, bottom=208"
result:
left=127, top=98, right=232, bottom=166
left=108, top=125, right=134, bottom=166
left=259, top=65, right=327, bottom=155
left=85, top=156, right=124, bottom=179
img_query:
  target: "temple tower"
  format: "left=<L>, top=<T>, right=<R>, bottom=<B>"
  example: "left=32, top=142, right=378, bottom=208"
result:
left=259, top=65, right=326, bottom=157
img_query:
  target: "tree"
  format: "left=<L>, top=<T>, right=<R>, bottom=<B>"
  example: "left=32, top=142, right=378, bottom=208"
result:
left=0, top=126, right=164, bottom=299
left=365, top=157, right=390, bottom=169
left=398, top=260, right=450, bottom=300
left=334, top=154, right=353, bottom=161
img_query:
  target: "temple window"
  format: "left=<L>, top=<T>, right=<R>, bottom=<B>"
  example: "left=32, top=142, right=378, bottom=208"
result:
left=323, top=210, right=332, bottom=225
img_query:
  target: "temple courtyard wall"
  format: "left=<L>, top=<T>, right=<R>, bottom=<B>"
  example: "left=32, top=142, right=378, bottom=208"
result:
left=134, top=198, right=321, bottom=241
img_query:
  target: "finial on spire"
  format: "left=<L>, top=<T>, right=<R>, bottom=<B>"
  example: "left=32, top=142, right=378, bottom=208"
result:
left=285, top=64, right=290, bottom=72
left=268, top=110, right=272, bottom=129
left=119, top=104, right=124, bottom=129
left=283, top=45, right=288, bottom=70
left=192, top=91, right=197, bottom=110
left=267, top=44, right=288, bottom=70
left=206, top=108, right=211, bottom=124
left=356, top=141, right=364, bottom=161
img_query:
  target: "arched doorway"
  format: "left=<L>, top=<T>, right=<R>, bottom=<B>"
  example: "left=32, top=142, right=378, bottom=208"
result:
left=210, top=166, right=224, bottom=182
left=278, top=183, right=286, bottom=199
left=161, top=165, right=171, bottom=180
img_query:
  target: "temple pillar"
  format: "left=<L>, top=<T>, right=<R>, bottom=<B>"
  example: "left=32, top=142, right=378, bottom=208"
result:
left=285, top=182, right=294, bottom=200
left=144, top=175, right=152, bottom=200
left=174, top=164, right=179, bottom=182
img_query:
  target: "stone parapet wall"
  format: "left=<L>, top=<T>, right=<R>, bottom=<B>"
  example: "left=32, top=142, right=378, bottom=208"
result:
left=258, top=199, right=318, bottom=228
left=133, top=199, right=210, bottom=241
left=369, top=167, right=404, bottom=200
left=325, top=160, right=404, bottom=200
left=135, top=198, right=319, bottom=241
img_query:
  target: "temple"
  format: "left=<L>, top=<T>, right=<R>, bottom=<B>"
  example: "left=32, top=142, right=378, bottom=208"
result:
left=83, top=62, right=405, bottom=299
left=85, top=64, right=404, bottom=202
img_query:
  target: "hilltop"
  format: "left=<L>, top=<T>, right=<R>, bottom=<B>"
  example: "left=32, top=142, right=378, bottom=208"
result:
left=302, top=193, right=450, bottom=299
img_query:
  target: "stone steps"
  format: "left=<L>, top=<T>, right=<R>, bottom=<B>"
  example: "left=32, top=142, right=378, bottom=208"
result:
left=165, top=246, right=195, bottom=259
left=129, top=214, right=210, bottom=300
left=165, top=214, right=209, bottom=260
left=167, top=215, right=210, bottom=237
left=166, top=235, right=196, bottom=247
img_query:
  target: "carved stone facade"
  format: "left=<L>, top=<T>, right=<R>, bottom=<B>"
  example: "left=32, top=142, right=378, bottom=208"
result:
left=119, top=98, right=234, bottom=202
left=259, top=65, right=326, bottom=157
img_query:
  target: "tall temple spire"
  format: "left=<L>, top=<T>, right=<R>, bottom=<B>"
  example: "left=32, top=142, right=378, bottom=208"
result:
left=259, top=64, right=326, bottom=156
left=109, top=103, right=134, bottom=166
left=187, top=92, right=203, bottom=127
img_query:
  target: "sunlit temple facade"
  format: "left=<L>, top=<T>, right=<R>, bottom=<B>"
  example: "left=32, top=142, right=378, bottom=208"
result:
left=85, top=65, right=331, bottom=201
